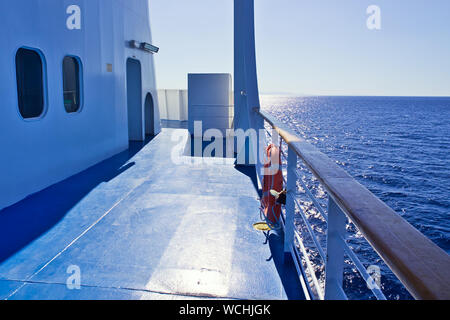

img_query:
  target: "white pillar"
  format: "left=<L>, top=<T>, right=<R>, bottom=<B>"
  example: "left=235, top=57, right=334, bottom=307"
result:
left=234, top=0, right=264, bottom=169
left=324, top=197, right=348, bottom=300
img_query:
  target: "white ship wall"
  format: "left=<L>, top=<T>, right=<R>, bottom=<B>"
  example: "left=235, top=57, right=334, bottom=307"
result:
left=0, top=0, right=161, bottom=210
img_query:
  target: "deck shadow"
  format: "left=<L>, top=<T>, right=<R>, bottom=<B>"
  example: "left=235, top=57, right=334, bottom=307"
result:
left=234, top=165, right=260, bottom=196
left=0, top=136, right=155, bottom=264
left=267, top=232, right=305, bottom=300
left=161, top=120, right=188, bottom=129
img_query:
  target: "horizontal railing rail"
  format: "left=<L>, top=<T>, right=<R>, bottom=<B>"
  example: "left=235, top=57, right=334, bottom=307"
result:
left=255, top=108, right=450, bottom=300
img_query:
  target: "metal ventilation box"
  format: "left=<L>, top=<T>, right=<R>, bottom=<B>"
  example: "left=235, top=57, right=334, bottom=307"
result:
left=188, top=73, right=234, bottom=137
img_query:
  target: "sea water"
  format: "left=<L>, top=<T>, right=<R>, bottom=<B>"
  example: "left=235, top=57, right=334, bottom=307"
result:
left=261, top=95, right=450, bottom=300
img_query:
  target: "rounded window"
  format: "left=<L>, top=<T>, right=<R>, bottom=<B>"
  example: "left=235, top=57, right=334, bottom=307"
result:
left=63, top=56, right=82, bottom=113
left=15, top=48, right=46, bottom=119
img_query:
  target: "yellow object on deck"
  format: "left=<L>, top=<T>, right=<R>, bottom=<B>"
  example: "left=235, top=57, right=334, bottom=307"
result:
left=253, top=222, right=272, bottom=232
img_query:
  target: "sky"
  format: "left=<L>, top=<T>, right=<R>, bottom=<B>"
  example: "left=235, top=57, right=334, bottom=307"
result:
left=149, top=0, right=450, bottom=96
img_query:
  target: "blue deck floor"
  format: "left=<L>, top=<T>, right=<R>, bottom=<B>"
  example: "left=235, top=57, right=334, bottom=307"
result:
left=0, top=129, right=304, bottom=300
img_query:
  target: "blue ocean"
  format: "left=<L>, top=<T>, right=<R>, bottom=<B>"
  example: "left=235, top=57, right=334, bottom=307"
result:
left=261, top=96, right=450, bottom=300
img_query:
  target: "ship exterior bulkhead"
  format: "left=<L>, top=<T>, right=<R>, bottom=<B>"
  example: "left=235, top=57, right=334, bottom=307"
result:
left=0, top=0, right=161, bottom=210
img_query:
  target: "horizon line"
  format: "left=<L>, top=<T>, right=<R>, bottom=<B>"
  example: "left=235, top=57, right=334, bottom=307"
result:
left=259, top=93, right=450, bottom=98
left=156, top=88, right=450, bottom=98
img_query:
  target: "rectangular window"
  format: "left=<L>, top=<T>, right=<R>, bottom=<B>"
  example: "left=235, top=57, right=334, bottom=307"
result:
left=15, top=48, right=45, bottom=119
left=63, top=56, right=82, bottom=113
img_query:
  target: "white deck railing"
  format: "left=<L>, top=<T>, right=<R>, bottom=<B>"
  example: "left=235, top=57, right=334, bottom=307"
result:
left=256, top=108, right=450, bottom=300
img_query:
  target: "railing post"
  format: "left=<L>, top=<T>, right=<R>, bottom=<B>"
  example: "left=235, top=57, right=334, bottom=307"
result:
left=324, top=197, right=347, bottom=300
left=284, top=146, right=297, bottom=260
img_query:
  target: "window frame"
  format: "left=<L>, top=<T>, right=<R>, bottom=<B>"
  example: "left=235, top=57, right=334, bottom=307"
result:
left=62, top=55, right=84, bottom=114
left=15, top=46, right=48, bottom=121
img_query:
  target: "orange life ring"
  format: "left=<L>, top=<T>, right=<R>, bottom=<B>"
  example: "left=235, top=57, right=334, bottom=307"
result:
left=261, top=144, right=283, bottom=226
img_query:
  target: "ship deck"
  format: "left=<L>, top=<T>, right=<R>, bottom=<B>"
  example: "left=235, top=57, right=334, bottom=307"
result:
left=0, top=128, right=304, bottom=300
